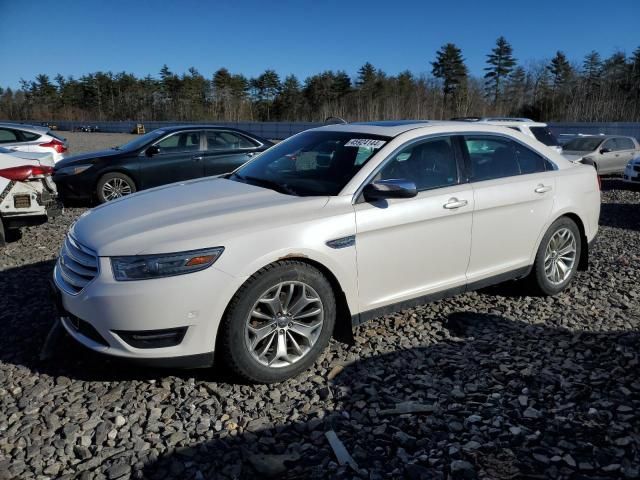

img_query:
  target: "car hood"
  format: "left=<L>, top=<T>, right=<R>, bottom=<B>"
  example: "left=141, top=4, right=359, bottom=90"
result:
left=56, top=148, right=123, bottom=167
left=72, top=177, right=330, bottom=256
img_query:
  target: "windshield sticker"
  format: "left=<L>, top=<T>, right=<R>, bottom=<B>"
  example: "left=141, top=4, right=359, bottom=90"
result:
left=344, top=138, right=386, bottom=149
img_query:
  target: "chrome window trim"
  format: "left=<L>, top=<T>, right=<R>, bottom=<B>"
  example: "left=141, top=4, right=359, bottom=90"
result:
left=351, top=131, right=559, bottom=204
left=203, top=129, right=264, bottom=152
left=137, top=129, right=204, bottom=157
left=351, top=132, right=466, bottom=205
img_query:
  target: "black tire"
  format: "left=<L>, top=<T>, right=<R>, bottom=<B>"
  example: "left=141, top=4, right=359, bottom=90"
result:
left=218, top=260, right=336, bottom=383
left=0, top=217, right=5, bottom=248
left=530, top=217, right=582, bottom=296
left=96, top=172, right=137, bottom=204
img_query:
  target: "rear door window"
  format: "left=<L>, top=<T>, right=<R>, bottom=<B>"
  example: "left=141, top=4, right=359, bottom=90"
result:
left=21, top=131, right=42, bottom=141
left=515, top=144, right=553, bottom=174
left=0, top=128, right=20, bottom=143
left=206, top=131, right=256, bottom=150
left=464, top=136, right=520, bottom=181
left=616, top=137, right=635, bottom=150
left=464, top=135, right=553, bottom=180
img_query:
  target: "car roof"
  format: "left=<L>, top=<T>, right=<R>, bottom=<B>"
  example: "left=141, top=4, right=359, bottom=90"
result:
left=567, top=134, right=633, bottom=140
left=0, top=122, right=48, bottom=133
left=313, top=120, right=479, bottom=137
left=450, top=117, right=549, bottom=127
left=159, top=125, right=253, bottom=133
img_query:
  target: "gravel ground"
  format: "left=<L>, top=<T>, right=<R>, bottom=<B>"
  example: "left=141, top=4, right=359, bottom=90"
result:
left=62, top=132, right=138, bottom=155
left=0, top=169, right=639, bottom=478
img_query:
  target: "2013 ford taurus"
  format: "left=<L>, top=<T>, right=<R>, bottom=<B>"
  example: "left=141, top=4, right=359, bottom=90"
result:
left=52, top=121, right=600, bottom=383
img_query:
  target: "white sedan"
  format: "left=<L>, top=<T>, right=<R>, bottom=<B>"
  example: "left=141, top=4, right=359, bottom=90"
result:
left=52, top=121, right=600, bottom=383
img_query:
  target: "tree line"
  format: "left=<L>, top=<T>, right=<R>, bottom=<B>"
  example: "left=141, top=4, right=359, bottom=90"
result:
left=2, top=38, right=640, bottom=123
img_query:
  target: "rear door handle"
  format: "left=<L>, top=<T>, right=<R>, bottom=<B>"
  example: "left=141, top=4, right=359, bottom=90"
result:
left=535, top=184, right=552, bottom=193
left=443, top=198, right=468, bottom=209
left=192, top=156, right=203, bottom=161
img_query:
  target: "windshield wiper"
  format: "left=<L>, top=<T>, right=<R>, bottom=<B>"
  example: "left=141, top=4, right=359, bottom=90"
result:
left=231, top=173, right=298, bottom=196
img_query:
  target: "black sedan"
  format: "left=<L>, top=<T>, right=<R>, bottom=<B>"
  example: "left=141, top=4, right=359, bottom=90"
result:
left=54, top=126, right=273, bottom=203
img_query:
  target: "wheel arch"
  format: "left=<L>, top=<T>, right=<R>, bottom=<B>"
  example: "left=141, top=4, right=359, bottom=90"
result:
left=95, top=169, right=139, bottom=191
left=94, top=169, right=139, bottom=201
left=281, top=256, right=354, bottom=343
left=216, top=256, right=355, bottom=351
left=541, top=211, right=589, bottom=271
left=559, top=212, right=589, bottom=271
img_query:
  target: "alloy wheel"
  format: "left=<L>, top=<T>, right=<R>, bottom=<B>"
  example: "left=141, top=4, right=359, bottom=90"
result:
left=244, top=281, right=324, bottom=368
left=543, top=227, right=577, bottom=285
left=102, top=178, right=133, bottom=201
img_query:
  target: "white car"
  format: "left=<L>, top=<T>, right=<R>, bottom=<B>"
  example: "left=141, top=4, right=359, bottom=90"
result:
left=0, top=123, right=68, bottom=163
left=0, top=146, right=56, bottom=167
left=52, top=121, right=600, bottom=383
left=623, top=155, right=640, bottom=185
left=453, top=117, right=563, bottom=153
left=0, top=152, right=61, bottom=245
left=562, top=135, right=640, bottom=175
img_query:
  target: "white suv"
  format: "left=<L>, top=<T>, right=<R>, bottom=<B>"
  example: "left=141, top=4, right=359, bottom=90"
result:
left=454, top=117, right=563, bottom=153
left=52, top=121, right=600, bottom=383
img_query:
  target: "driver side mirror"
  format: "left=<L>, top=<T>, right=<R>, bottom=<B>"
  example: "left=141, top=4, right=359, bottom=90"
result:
left=363, top=179, right=417, bottom=201
left=146, top=145, right=160, bottom=157
left=599, top=147, right=611, bottom=154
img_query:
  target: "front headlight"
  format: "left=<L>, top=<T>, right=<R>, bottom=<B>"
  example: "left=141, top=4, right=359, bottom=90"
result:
left=56, top=165, right=92, bottom=175
left=111, top=247, right=224, bottom=281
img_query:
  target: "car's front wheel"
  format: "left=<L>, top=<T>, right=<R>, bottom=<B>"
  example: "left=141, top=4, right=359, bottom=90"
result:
left=531, top=217, right=582, bottom=295
left=96, top=172, right=136, bottom=203
left=219, top=261, right=336, bottom=383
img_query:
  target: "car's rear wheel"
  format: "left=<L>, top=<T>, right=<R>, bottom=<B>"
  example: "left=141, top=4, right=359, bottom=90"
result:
left=0, top=217, right=5, bottom=247
left=97, top=172, right=136, bottom=203
left=219, top=261, right=336, bottom=383
left=531, top=217, right=581, bottom=295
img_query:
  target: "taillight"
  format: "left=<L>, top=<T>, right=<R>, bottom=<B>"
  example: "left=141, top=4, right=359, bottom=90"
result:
left=597, top=175, right=601, bottom=190
left=31, top=165, right=53, bottom=176
left=0, top=166, right=34, bottom=181
left=39, top=138, right=67, bottom=154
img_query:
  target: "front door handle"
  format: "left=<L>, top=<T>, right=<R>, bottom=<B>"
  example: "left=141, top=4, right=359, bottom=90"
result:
left=246, top=152, right=257, bottom=158
left=192, top=155, right=203, bottom=161
left=534, top=184, right=552, bottom=193
left=443, top=198, right=468, bottom=209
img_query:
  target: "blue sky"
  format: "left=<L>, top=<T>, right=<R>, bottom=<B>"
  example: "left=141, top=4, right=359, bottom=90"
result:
left=1, top=0, right=638, bottom=88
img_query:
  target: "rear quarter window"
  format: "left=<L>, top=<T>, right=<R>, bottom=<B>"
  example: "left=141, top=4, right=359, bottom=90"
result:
left=530, top=127, right=560, bottom=147
left=21, top=131, right=42, bottom=141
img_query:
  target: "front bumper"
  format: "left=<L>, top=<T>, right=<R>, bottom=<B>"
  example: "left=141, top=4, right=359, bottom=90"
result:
left=623, top=164, right=640, bottom=183
left=51, top=256, right=243, bottom=367
left=53, top=174, right=94, bottom=200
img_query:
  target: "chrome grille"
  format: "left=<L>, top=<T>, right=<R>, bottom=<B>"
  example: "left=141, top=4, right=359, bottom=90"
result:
left=55, top=235, right=99, bottom=295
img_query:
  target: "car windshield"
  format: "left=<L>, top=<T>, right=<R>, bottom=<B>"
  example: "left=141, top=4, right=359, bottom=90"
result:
left=230, top=131, right=390, bottom=196
left=563, top=137, right=603, bottom=152
left=115, top=129, right=167, bottom=151
left=530, top=127, right=560, bottom=146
